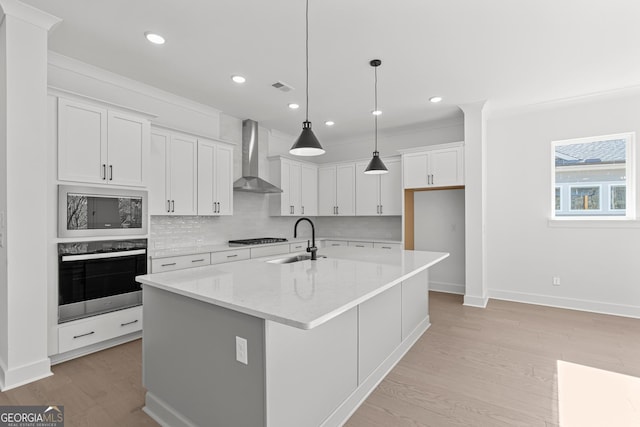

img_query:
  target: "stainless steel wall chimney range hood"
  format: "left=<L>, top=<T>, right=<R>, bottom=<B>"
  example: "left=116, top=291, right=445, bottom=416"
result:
left=233, top=119, right=283, bottom=193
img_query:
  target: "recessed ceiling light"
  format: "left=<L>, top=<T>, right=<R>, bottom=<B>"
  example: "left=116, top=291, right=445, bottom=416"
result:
left=288, top=103, right=300, bottom=109
left=429, top=96, right=443, bottom=103
left=325, top=121, right=335, bottom=126
left=144, top=32, right=165, bottom=45
left=231, top=75, right=246, bottom=84
left=372, top=110, right=382, bottom=116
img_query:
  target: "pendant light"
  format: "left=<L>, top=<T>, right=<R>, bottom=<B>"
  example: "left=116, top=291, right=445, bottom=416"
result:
left=290, top=0, right=325, bottom=156
left=364, top=59, right=388, bottom=174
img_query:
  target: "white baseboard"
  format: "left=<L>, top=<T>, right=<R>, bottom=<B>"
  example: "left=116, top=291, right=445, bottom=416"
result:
left=321, top=317, right=431, bottom=427
left=489, top=289, right=640, bottom=319
left=463, top=294, right=489, bottom=308
left=430, top=281, right=465, bottom=295
left=0, top=357, right=52, bottom=392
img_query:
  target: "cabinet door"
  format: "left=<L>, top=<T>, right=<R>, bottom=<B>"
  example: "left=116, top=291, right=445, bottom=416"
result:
left=58, top=98, right=107, bottom=183
left=318, top=166, right=336, bottom=216
left=149, top=130, right=170, bottom=215
left=430, top=147, right=463, bottom=187
left=289, top=162, right=301, bottom=215
left=379, top=157, right=402, bottom=215
left=355, top=161, right=380, bottom=216
left=169, top=134, right=198, bottom=215
left=197, top=140, right=216, bottom=215
left=107, top=110, right=149, bottom=187
left=403, top=153, right=428, bottom=189
left=336, top=163, right=355, bottom=216
left=214, top=143, right=233, bottom=216
left=300, top=163, right=318, bottom=216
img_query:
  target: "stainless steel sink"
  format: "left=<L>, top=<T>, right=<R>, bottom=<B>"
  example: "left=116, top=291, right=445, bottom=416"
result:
left=267, top=254, right=326, bottom=264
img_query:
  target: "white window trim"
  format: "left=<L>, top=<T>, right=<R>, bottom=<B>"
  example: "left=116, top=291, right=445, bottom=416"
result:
left=550, top=132, right=636, bottom=223
left=555, top=186, right=561, bottom=211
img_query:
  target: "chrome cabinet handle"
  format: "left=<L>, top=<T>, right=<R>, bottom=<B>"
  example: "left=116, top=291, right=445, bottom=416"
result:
left=102, top=164, right=106, bottom=180
left=120, top=319, right=139, bottom=327
left=301, top=206, right=304, bottom=214
left=227, top=254, right=238, bottom=258
left=192, top=259, right=205, bottom=263
left=377, top=205, right=380, bottom=214
left=336, top=206, right=339, bottom=215
left=217, top=202, right=221, bottom=213
left=73, top=331, right=95, bottom=339
left=161, top=262, right=177, bottom=267
left=381, top=246, right=391, bottom=249
left=380, top=205, right=383, bottom=214
left=109, top=165, right=113, bottom=181
left=171, top=200, right=175, bottom=212
left=167, top=200, right=171, bottom=212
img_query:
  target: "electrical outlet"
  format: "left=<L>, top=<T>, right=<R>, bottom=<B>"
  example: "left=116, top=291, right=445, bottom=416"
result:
left=552, top=276, right=561, bottom=286
left=236, top=336, right=248, bottom=365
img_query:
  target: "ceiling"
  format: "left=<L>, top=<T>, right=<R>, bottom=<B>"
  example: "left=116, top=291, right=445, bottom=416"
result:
left=20, top=0, right=640, bottom=143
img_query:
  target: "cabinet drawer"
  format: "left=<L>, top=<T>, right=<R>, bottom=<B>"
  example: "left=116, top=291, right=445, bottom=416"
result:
left=373, top=242, right=402, bottom=250
left=151, top=253, right=210, bottom=273
left=251, top=245, right=289, bottom=258
left=324, top=240, right=348, bottom=248
left=211, top=249, right=250, bottom=265
left=289, top=242, right=308, bottom=252
left=58, top=306, right=142, bottom=354
left=348, top=241, right=374, bottom=248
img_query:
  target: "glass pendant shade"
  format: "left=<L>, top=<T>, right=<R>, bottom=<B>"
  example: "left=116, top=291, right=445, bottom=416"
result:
left=290, top=121, right=325, bottom=156
left=364, top=151, right=388, bottom=174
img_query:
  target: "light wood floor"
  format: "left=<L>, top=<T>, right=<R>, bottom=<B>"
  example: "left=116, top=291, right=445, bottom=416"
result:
left=1, top=292, right=639, bottom=426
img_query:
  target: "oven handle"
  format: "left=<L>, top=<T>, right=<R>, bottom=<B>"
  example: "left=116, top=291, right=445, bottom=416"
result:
left=61, top=249, right=146, bottom=262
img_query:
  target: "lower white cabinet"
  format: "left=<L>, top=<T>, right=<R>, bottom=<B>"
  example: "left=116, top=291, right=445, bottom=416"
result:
left=58, top=306, right=142, bottom=354
left=250, top=245, right=289, bottom=258
left=348, top=241, right=374, bottom=248
left=373, top=242, right=402, bottom=250
left=324, top=240, right=349, bottom=248
left=289, top=242, right=308, bottom=252
left=210, top=248, right=251, bottom=265
left=151, top=253, right=211, bottom=273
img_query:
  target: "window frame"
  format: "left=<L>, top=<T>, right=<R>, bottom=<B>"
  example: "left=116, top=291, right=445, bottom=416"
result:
left=609, top=184, right=626, bottom=212
left=551, top=132, right=636, bottom=221
left=568, top=184, right=602, bottom=213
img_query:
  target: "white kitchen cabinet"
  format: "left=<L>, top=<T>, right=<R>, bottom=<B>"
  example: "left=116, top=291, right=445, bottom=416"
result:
left=151, top=253, right=211, bottom=273
left=198, top=139, right=233, bottom=216
left=269, top=157, right=318, bottom=216
left=324, top=240, right=348, bottom=248
left=58, top=306, right=142, bottom=354
left=348, top=241, right=374, bottom=248
left=355, top=157, right=401, bottom=216
left=373, top=242, right=402, bottom=250
left=58, top=97, right=150, bottom=187
left=210, top=249, right=250, bottom=265
left=318, top=163, right=355, bottom=216
left=149, top=128, right=198, bottom=215
left=402, top=143, right=464, bottom=189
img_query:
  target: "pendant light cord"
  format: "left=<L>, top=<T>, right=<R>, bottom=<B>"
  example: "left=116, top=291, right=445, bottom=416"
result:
left=374, top=64, right=378, bottom=152
left=305, top=0, right=310, bottom=122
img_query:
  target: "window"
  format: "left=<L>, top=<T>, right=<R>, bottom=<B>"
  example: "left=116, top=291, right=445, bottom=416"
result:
left=552, top=133, right=635, bottom=219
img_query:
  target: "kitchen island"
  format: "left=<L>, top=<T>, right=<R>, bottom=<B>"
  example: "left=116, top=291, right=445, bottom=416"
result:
left=136, top=246, right=448, bottom=427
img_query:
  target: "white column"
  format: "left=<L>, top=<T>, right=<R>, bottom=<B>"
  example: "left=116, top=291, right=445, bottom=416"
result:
left=460, top=101, right=489, bottom=308
left=0, top=0, right=60, bottom=390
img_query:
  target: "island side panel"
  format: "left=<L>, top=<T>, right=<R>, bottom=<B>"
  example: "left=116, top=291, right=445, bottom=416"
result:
left=402, top=268, right=430, bottom=339
left=264, top=307, right=358, bottom=427
left=143, top=286, right=266, bottom=427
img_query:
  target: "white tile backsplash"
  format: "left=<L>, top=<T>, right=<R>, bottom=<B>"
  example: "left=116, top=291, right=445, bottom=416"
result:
left=151, top=192, right=401, bottom=249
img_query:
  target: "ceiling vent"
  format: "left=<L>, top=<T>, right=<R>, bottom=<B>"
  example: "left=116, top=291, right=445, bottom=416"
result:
left=272, top=81, right=294, bottom=92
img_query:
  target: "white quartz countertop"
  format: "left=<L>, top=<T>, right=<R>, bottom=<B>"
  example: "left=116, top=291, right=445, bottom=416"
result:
left=137, top=247, right=448, bottom=330
left=148, top=237, right=402, bottom=258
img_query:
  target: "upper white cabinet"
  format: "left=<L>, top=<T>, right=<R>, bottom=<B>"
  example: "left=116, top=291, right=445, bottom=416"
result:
left=198, top=139, right=234, bottom=216
left=269, top=157, right=318, bottom=216
left=58, top=97, right=150, bottom=187
left=355, top=157, right=401, bottom=216
left=318, top=163, right=355, bottom=216
left=149, top=128, right=198, bottom=215
left=402, top=143, right=464, bottom=189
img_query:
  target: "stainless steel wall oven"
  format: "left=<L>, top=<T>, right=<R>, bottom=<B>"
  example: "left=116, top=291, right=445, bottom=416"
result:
left=58, top=239, right=147, bottom=323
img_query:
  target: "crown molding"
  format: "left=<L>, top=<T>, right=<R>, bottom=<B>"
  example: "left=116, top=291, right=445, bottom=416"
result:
left=0, top=0, right=61, bottom=31
left=48, top=52, right=222, bottom=118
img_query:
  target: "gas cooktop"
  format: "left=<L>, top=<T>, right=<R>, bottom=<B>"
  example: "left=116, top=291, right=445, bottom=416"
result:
left=228, top=237, right=288, bottom=247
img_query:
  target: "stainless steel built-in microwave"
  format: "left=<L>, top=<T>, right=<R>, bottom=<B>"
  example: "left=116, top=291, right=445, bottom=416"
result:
left=58, top=185, right=148, bottom=238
